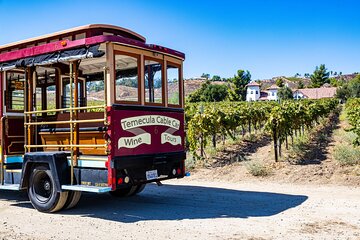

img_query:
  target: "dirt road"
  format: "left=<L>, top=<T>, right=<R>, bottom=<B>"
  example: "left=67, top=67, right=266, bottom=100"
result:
left=1, top=179, right=359, bottom=240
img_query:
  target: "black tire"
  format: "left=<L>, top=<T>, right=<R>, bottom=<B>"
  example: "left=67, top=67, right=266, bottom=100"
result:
left=109, top=184, right=145, bottom=197
left=63, top=191, right=82, bottom=210
left=27, top=165, right=68, bottom=213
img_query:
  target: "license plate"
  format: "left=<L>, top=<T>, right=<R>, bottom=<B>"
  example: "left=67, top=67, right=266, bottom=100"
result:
left=146, top=170, right=158, bottom=180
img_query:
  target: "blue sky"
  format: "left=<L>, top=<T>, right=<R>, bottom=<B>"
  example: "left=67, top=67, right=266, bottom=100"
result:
left=0, top=0, right=359, bottom=80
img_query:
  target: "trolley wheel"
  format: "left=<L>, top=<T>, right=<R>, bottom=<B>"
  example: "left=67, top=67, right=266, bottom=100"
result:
left=63, top=191, right=82, bottom=210
left=27, top=165, right=68, bottom=213
left=109, top=184, right=146, bottom=197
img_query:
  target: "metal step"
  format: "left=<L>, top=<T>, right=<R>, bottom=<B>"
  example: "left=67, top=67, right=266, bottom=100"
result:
left=0, top=184, right=20, bottom=191
left=62, top=185, right=111, bottom=193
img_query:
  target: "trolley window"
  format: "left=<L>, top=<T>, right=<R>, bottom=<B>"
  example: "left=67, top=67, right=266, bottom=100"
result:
left=167, top=63, right=181, bottom=106
left=6, top=71, right=25, bottom=112
left=115, top=52, right=140, bottom=103
left=145, top=58, right=163, bottom=104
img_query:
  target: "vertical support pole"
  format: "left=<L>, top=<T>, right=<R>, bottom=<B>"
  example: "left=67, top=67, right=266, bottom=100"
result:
left=24, top=69, right=28, bottom=153
left=164, top=60, right=168, bottom=107
left=33, top=70, right=38, bottom=147
left=103, top=66, right=108, bottom=122
left=69, top=62, right=74, bottom=185
left=73, top=61, right=79, bottom=164
left=139, top=54, right=145, bottom=105
left=27, top=67, right=34, bottom=151
left=180, top=61, right=184, bottom=108
left=55, top=68, right=61, bottom=110
left=0, top=72, right=4, bottom=185
left=0, top=117, right=4, bottom=185
left=105, top=43, right=115, bottom=190
left=105, top=43, right=114, bottom=107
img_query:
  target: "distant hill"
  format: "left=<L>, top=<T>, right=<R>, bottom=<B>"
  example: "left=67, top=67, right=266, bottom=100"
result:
left=87, top=73, right=359, bottom=101
left=184, top=79, right=227, bottom=96
left=259, top=76, right=311, bottom=90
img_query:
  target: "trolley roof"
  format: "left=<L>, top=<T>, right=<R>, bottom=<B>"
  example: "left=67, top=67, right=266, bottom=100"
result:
left=0, top=24, right=185, bottom=66
left=0, top=24, right=146, bottom=51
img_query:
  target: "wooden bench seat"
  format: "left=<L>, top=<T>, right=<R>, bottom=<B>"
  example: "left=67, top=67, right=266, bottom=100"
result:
left=39, top=112, right=107, bottom=155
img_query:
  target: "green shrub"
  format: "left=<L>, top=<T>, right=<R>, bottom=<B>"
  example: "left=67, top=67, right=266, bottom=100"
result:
left=342, top=131, right=358, bottom=144
left=291, top=135, right=310, bottom=155
left=246, top=162, right=270, bottom=176
left=333, top=145, right=360, bottom=166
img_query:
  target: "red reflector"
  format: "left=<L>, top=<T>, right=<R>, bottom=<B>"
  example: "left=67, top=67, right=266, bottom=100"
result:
left=117, top=178, right=123, bottom=185
left=177, top=168, right=181, bottom=175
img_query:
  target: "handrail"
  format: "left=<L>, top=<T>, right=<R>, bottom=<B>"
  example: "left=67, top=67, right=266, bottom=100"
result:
left=24, top=105, right=106, bottom=114
left=24, top=118, right=105, bottom=126
left=25, top=144, right=106, bottom=148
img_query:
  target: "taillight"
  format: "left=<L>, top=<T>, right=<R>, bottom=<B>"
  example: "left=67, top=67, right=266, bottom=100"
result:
left=117, top=177, right=123, bottom=185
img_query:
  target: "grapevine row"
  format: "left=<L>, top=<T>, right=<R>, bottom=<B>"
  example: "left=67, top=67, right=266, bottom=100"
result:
left=264, top=99, right=339, bottom=161
left=186, top=99, right=339, bottom=161
left=345, top=98, right=360, bottom=146
left=186, top=101, right=275, bottom=158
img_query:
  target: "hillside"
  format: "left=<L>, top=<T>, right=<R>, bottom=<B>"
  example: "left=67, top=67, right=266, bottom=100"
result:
left=86, top=73, right=357, bottom=101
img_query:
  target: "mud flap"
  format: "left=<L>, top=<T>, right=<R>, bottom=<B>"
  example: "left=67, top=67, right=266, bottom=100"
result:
left=20, top=152, right=69, bottom=191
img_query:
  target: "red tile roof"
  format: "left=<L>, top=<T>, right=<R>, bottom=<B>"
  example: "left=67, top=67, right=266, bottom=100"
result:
left=267, top=84, right=280, bottom=90
left=295, top=87, right=337, bottom=99
left=247, top=81, right=260, bottom=87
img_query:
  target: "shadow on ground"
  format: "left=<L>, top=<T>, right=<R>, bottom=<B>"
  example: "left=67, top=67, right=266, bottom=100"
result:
left=296, top=110, right=340, bottom=165
left=2, top=183, right=307, bottom=223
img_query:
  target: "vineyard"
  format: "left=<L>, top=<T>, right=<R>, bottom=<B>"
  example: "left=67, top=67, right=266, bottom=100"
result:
left=346, top=98, right=360, bottom=146
left=186, top=99, right=339, bottom=162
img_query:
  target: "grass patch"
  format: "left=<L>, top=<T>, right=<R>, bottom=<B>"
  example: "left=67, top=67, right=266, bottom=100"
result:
left=333, top=145, right=360, bottom=166
left=246, top=162, right=270, bottom=176
left=289, top=135, right=310, bottom=157
left=342, top=131, right=358, bottom=144
left=185, top=155, right=196, bottom=170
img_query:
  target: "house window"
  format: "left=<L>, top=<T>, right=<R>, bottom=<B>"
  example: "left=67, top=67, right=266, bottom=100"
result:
left=251, top=91, right=253, bottom=94
left=256, top=91, right=258, bottom=94
left=272, top=92, right=275, bottom=96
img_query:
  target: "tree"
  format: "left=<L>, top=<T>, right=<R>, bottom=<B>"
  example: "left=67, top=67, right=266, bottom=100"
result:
left=336, top=75, right=360, bottom=102
left=201, top=73, right=210, bottom=79
left=202, top=84, right=229, bottom=102
left=349, top=75, right=360, bottom=97
left=310, top=64, right=330, bottom=88
left=298, top=80, right=304, bottom=89
left=228, top=69, right=251, bottom=101
left=187, top=81, right=228, bottom=102
left=211, top=75, right=221, bottom=81
left=278, top=86, right=293, bottom=101
left=330, top=77, right=344, bottom=87
left=276, top=78, right=284, bottom=87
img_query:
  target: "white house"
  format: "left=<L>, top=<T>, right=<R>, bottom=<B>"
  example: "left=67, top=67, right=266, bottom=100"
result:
left=267, top=84, right=279, bottom=101
left=246, top=82, right=261, bottom=101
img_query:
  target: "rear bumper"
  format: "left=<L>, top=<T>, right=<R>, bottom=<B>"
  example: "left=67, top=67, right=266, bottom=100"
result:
left=111, top=151, right=186, bottom=187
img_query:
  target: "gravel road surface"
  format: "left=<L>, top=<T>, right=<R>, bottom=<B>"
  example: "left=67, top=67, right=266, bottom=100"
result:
left=1, top=179, right=359, bottom=240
